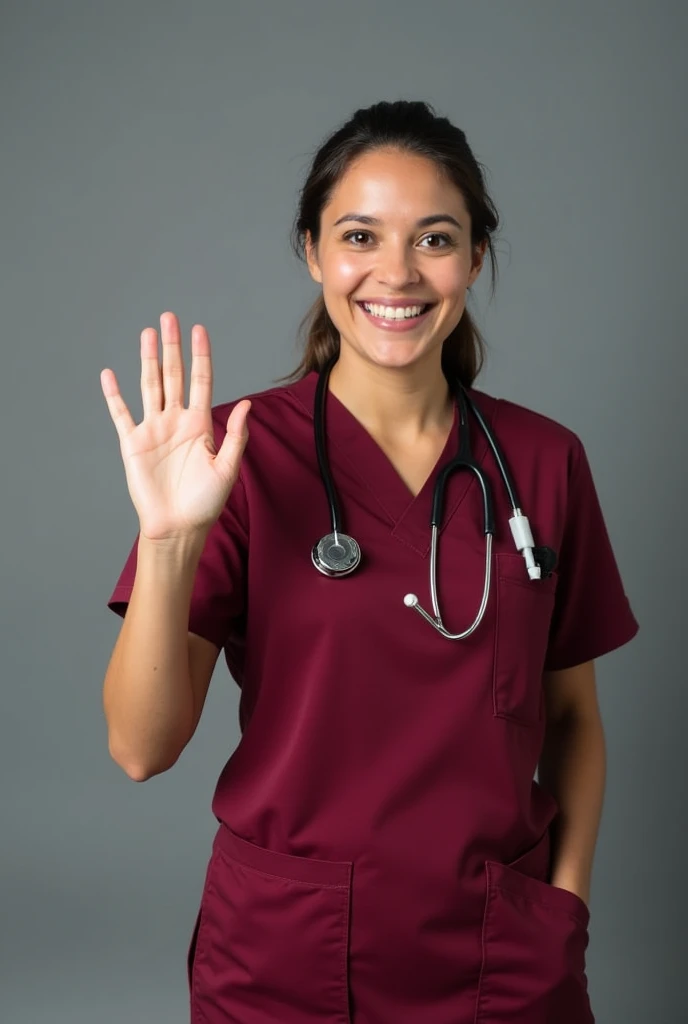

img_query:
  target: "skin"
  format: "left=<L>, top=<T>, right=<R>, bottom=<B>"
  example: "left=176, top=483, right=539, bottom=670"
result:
left=540, top=660, right=606, bottom=908
left=306, top=147, right=607, bottom=908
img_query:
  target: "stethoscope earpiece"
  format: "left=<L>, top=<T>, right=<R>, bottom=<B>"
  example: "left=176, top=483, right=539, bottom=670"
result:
left=312, top=532, right=361, bottom=577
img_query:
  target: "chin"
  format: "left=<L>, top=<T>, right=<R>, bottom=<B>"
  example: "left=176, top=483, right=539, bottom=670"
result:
left=355, top=340, right=438, bottom=372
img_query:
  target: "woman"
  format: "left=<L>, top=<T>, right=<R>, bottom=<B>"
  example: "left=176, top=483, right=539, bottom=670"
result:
left=101, top=100, right=639, bottom=1024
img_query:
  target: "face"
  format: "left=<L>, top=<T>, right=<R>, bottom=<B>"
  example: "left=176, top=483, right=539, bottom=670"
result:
left=305, top=147, right=486, bottom=374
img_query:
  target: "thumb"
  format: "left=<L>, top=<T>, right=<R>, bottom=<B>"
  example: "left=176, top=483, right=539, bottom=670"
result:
left=215, top=399, right=251, bottom=480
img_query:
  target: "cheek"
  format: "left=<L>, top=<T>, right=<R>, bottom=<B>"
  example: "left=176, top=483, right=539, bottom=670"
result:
left=434, top=260, right=470, bottom=299
left=323, top=254, right=367, bottom=293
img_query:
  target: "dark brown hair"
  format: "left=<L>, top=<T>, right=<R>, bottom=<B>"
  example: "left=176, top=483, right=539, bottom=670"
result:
left=284, top=99, right=501, bottom=387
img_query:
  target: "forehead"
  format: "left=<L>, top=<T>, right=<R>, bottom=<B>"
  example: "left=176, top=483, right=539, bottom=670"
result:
left=323, top=148, right=469, bottom=222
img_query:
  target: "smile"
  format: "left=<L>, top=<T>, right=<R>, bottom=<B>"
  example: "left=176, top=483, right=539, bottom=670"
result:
left=360, top=302, right=431, bottom=320
left=356, top=301, right=436, bottom=332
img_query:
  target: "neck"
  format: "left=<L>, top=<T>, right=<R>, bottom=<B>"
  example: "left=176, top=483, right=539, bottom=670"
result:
left=327, top=348, right=454, bottom=440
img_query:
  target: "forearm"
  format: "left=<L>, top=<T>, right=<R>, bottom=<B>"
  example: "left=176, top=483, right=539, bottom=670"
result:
left=538, top=709, right=607, bottom=906
left=103, top=532, right=207, bottom=780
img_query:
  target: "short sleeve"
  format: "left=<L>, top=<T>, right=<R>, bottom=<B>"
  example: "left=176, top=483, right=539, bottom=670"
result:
left=106, top=407, right=249, bottom=651
left=544, top=438, right=639, bottom=671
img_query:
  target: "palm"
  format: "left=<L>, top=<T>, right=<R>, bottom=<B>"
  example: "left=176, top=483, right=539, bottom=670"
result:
left=119, top=407, right=227, bottom=539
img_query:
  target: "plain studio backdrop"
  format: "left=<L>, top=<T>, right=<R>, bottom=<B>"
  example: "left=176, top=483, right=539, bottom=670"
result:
left=1, top=1, right=685, bottom=1021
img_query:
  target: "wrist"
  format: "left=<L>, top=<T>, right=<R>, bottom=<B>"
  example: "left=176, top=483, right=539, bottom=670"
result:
left=137, top=530, right=208, bottom=571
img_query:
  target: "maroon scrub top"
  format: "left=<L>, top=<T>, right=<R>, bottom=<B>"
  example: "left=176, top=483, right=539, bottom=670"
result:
left=108, top=371, right=639, bottom=1024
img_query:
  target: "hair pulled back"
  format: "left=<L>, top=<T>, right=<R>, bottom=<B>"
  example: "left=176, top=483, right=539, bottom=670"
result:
left=286, top=99, right=500, bottom=387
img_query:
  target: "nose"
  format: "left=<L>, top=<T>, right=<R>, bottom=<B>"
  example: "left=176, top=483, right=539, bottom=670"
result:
left=373, top=242, right=421, bottom=290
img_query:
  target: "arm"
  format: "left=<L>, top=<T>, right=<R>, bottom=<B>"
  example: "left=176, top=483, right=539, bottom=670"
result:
left=538, top=660, right=606, bottom=907
left=103, top=532, right=220, bottom=781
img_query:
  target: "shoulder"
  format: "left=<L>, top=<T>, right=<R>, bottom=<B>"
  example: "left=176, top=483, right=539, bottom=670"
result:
left=208, top=377, right=316, bottom=480
left=470, top=386, right=584, bottom=468
left=211, top=379, right=308, bottom=427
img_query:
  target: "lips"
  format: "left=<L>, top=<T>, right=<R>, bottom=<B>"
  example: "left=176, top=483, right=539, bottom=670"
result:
left=355, top=300, right=437, bottom=332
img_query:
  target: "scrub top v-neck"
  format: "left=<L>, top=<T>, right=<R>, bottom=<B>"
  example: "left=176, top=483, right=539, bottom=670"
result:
left=107, top=370, right=639, bottom=1024
left=319, top=380, right=486, bottom=554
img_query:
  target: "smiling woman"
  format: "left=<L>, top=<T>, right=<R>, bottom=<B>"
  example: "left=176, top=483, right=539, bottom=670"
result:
left=103, top=99, right=639, bottom=1024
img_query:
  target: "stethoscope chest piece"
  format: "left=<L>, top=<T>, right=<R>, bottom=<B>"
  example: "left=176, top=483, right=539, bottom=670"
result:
left=312, top=533, right=361, bottom=577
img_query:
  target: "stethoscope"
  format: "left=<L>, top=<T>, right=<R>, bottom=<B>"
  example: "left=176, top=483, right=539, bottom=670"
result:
left=311, top=356, right=557, bottom=640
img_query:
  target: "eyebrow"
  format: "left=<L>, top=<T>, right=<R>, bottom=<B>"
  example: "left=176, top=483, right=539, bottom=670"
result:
left=332, top=213, right=464, bottom=230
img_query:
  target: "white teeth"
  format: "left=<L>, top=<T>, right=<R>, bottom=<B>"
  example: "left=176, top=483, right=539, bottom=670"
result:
left=362, top=303, right=427, bottom=319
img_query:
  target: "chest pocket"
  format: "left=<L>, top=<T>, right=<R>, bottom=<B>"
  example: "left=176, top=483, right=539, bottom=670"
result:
left=492, top=551, right=558, bottom=725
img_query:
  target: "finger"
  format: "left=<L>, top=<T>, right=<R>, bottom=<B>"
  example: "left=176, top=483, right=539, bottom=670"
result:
left=160, top=311, right=185, bottom=410
left=100, top=368, right=137, bottom=441
left=188, top=324, right=213, bottom=412
left=140, top=327, right=163, bottom=419
left=215, top=400, right=251, bottom=480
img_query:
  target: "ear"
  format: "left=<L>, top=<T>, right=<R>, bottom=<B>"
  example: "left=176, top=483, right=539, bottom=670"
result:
left=305, top=231, right=323, bottom=284
left=467, top=239, right=488, bottom=288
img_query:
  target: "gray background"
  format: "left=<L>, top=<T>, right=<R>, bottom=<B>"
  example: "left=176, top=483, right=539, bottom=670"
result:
left=1, top=1, right=684, bottom=1021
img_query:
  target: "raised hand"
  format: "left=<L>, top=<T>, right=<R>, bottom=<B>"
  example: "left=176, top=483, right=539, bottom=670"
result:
left=101, top=312, right=250, bottom=542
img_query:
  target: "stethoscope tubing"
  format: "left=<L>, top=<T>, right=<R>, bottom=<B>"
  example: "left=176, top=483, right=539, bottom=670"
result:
left=313, top=359, right=343, bottom=536
left=311, top=355, right=550, bottom=636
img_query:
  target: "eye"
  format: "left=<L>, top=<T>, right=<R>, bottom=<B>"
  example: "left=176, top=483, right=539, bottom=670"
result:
left=342, top=230, right=374, bottom=246
left=419, top=233, right=453, bottom=249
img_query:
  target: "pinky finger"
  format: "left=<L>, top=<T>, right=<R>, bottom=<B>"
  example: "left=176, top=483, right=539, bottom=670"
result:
left=100, top=368, right=137, bottom=440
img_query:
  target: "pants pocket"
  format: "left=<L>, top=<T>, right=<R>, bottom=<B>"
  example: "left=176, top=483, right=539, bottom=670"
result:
left=186, top=903, right=202, bottom=995
left=475, top=829, right=594, bottom=1024
left=493, top=552, right=558, bottom=725
left=191, top=822, right=353, bottom=1024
